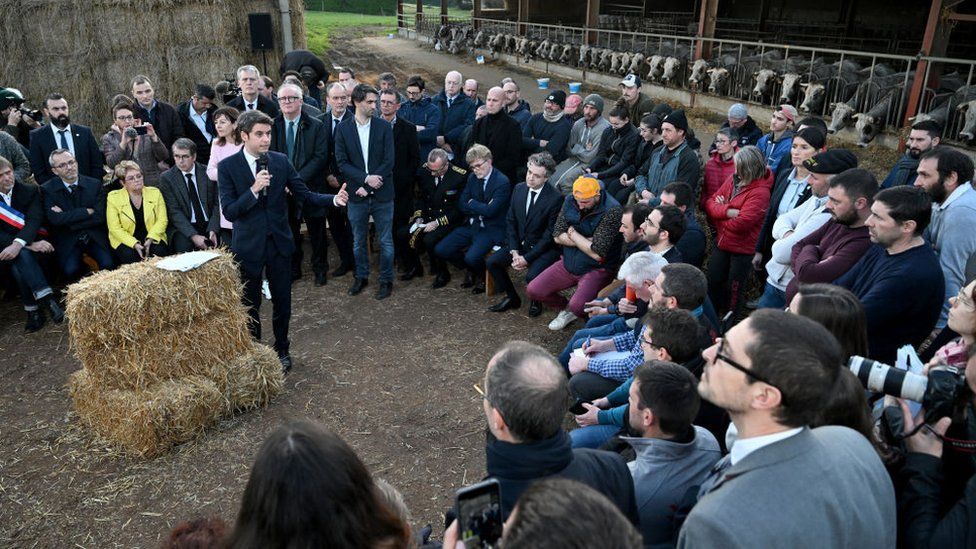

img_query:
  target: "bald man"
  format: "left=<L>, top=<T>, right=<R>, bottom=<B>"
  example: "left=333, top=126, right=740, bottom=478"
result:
left=468, top=86, right=522, bottom=182
left=433, top=70, right=477, bottom=159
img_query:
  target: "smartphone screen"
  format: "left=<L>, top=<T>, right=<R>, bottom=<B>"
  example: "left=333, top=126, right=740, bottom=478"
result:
left=456, top=479, right=503, bottom=548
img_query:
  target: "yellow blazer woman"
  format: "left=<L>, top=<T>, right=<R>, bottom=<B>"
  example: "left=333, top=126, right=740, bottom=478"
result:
left=106, top=184, right=168, bottom=249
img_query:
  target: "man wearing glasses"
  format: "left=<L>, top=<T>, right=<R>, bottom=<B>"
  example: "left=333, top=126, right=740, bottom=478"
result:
left=41, top=149, right=114, bottom=279
left=158, top=139, right=221, bottom=253
left=678, top=309, right=895, bottom=548
left=270, top=83, right=329, bottom=285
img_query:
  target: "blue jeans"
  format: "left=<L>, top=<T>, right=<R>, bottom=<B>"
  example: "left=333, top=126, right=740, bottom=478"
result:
left=433, top=224, right=500, bottom=272
left=757, top=282, right=787, bottom=310
left=558, top=315, right=631, bottom=370
left=347, top=198, right=395, bottom=283
left=569, top=424, right=622, bottom=449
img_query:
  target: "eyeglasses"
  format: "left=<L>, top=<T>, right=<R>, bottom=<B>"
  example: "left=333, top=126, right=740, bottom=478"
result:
left=714, top=337, right=785, bottom=397
left=173, top=153, right=193, bottom=160
left=470, top=161, right=487, bottom=170
left=52, top=159, right=76, bottom=170
left=124, top=172, right=144, bottom=182
left=278, top=96, right=301, bottom=103
left=640, top=333, right=661, bottom=350
left=116, top=114, right=135, bottom=121
left=954, top=288, right=975, bottom=308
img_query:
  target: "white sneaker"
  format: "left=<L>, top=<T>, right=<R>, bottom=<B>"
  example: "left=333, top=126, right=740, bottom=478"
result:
left=548, top=310, right=578, bottom=331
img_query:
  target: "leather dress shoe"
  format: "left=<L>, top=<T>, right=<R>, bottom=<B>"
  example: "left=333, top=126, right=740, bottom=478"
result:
left=348, top=277, right=369, bottom=295
left=314, top=272, right=328, bottom=286
left=471, top=280, right=486, bottom=294
left=332, top=263, right=352, bottom=277
left=528, top=300, right=543, bottom=317
left=279, top=354, right=293, bottom=374
left=376, top=281, right=393, bottom=300
left=488, top=296, right=521, bottom=312
left=431, top=273, right=450, bottom=289
left=460, top=271, right=474, bottom=288
left=25, top=309, right=45, bottom=333
left=44, top=296, right=65, bottom=324
left=399, top=265, right=424, bottom=281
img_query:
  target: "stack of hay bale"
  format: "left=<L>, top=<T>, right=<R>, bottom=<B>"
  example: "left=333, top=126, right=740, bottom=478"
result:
left=66, top=250, right=283, bottom=458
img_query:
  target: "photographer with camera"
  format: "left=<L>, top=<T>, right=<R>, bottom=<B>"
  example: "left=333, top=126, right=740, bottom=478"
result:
left=0, top=87, right=41, bottom=149
left=895, top=343, right=976, bottom=548
left=101, top=99, right=168, bottom=186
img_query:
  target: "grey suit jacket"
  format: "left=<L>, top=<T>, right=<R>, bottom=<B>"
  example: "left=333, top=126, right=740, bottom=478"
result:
left=158, top=163, right=221, bottom=240
left=678, top=426, right=895, bottom=549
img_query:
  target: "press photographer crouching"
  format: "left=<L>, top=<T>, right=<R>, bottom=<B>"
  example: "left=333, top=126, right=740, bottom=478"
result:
left=892, top=279, right=976, bottom=547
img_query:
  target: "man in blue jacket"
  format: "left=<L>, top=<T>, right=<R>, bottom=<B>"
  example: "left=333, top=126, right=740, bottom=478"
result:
left=432, top=70, right=476, bottom=160
left=335, top=84, right=396, bottom=300
left=756, top=105, right=796, bottom=174
left=399, top=75, right=442, bottom=166
left=434, top=144, right=511, bottom=293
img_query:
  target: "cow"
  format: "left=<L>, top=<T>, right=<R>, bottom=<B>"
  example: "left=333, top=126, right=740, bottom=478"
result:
left=828, top=101, right=858, bottom=134
left=646, top=55, right=665, bottom=82
left=627, top=53, right=645, bottom=76
left=799, top=82, right=827, bottom=114
left=515, top=36, right=530, bottom=57
left=489, top=33, right=505, bottom=55
left=617, top=52, right=633, bottom=75
left=779, top=72, right=803, bottom=104
left=534, top=39, right=551, bottom=60
left=597, top=49, right=614, bottom=72
left=661, top=57, right=682, bottom=85
left=473, top=30, right=487, bottom=48
left=610, top=51, right=624, bottom=74
left=578, top=44, right=591, bottom=67
left=752, top=68, right=778, bottom=102
left=707, top=67, right=731, bottom=95
left=688, top=59, right=710, bottom=90
left=959, top=100, right=976, bottom=143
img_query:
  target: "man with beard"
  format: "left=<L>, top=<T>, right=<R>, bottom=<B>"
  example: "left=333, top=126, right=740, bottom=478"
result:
left=618, top=74, right=655, bottom=129
left=28, top=94, right=103, bottom=183
left=915, top=147, right=976, bottom=333
left=522, top=91, right=572, bottom=164
left=881, top=120, right=941, bottom=189
left=636, top=110, right=700, bottom=203
left=641, top=204, right=686, bottom=264
left=836, top=186, right=944, bottom=363
left=503, top=80, right=531, bottom=129
left=785, top=168, right=877, bottom=302
left=550, top=95, right=610, bottom=194
left=469, top=87, right=521, bottom=183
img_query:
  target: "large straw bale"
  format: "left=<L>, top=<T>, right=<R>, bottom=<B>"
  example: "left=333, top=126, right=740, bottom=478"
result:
left=0, top=0, right=307, bottom=128
left=215, top=344, right=285, bottom=414
left=69, top=370, right=223, bottom=459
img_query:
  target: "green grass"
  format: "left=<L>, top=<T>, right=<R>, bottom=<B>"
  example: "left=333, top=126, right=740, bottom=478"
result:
left=304, top=11, right=397, bottom=54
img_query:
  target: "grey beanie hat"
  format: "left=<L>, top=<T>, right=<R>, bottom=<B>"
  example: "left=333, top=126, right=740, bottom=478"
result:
left=583, top=93, right=604, bottom=114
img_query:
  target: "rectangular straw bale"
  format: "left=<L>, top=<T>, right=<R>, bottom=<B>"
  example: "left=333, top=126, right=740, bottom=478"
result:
left=75, top=314, right=253, bottom=391
left=69, top=370, right=223, bottom=459
left=213, top=343, right=285, bottom=414
left=65, top=251, right=244, bottom=339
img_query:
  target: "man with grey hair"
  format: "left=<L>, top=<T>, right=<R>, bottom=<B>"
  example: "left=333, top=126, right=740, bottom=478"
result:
left=550, top=94, right=610, bottom=193
left=270, top=82, right=330, bottom=284
left=433, top=70, right=476, bottom=158
left=486, top=152, right=563, bottom=314
left=227, top=65, right=280, bottom=118
left=481, top=340, right=638, bottom=523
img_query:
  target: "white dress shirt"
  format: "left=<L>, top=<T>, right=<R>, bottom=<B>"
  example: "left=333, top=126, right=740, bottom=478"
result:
left=51, top=124, right=75, bottom=156
left=729, top=426, right=803, bottom=465
left=355, top=116, right=371, bottom=170
left=189, top=106, right=213, bottom=142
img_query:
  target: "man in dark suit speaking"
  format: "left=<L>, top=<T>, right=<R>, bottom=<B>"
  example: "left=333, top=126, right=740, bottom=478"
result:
left=218, top=110, right=348, bottom=372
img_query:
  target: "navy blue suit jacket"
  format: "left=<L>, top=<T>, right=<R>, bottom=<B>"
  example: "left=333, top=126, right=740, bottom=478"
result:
left=505, top=182, right=562, bottom=262
left=334, top=116, right=395, bottom=202
left=460, top=168, right=511, bottom=242
left=29, top=124, right=104, bottom=183
left=40, top=174, right=110, bottom=251
left=217, top=149, right=338, bottom=263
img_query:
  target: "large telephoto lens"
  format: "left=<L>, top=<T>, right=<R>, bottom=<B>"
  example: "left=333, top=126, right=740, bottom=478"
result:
left=847, top=356, right=927, bottom=402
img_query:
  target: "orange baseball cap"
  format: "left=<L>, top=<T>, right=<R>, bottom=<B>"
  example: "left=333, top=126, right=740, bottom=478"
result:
left=572, top=176, right=601, bottom=200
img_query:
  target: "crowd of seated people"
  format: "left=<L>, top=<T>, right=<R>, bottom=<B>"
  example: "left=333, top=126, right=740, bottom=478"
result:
left=4, top=59, right=976, bottom=548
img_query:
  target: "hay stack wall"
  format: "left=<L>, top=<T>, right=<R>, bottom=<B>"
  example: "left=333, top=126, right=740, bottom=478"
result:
left=0, top=0, right=306, bottom=127
left=66, top=251, right=284, bottom=458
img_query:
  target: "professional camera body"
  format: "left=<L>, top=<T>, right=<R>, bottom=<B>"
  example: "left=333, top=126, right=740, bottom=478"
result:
left=848, top=355, right=967, bottom=424
left=18, top=106, right=43, bottom=122
left=215, top=74, right=242, bottom=104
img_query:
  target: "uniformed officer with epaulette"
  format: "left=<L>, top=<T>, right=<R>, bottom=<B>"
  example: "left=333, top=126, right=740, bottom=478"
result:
left=397, top=148, right=467, bottom=288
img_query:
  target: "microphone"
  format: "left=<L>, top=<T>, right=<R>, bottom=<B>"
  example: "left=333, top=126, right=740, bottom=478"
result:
left=256, top=154, right=269, bottom=197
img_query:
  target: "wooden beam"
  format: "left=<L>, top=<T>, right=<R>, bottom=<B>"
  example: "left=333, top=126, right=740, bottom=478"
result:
left=473, top=0, right=482, bottom=30
left=441, top=0, right=448, bottom=26
left=757, top=0, right=770, bottom=33
left=416, top=0, right=423, bottom=29
left=695, top=0, right=718, bottom=60
left=397, top=0, right=404, bottom=28
left=585, top=0, right=600, bottom=46
left=902, top=0, right=945, bottom=133
left=518, top=0, right=529, bottom=35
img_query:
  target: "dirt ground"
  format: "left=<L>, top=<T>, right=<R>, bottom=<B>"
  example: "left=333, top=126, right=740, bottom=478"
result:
left=1, top=31, right=901, bottom=548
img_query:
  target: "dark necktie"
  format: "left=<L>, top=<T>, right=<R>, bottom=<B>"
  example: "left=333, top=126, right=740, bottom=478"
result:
left=434, top=175, right=441, bottom=187
left=526, top=189, right=537, bottom=216
left=447, top=96, right=453, bottom=109
left=67, top=184, right=79, bottom=207
left=58, top=130, right=69, bottom=150
left=185, top=172, right=207, bottom=224
left=247, top=102, right=255, bottom=111
left=332, top=118, right=339, bottom=136
left=286, top=120, right=297, bottom=162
